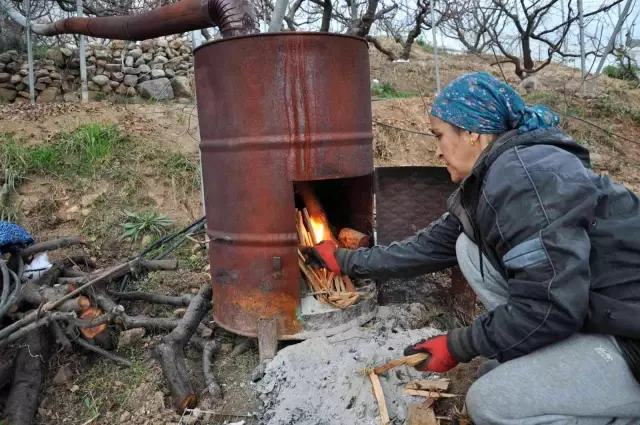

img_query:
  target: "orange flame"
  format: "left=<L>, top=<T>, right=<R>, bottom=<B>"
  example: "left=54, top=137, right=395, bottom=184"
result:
left=309, top=217, right=325, bottom=244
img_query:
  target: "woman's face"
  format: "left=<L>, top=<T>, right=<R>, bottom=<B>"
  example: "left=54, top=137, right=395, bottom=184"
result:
left=430, top=115, right=486, bottom=183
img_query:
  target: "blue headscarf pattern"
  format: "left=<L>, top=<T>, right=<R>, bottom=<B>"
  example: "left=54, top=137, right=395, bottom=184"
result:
left=431, top=72, right=559, bottom=134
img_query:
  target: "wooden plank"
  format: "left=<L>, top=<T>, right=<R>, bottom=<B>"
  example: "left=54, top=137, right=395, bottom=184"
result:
left=368, top=371, right=390, bottom=425
left=404, top=389, right=458, bottom=398
left=373, top=353, right=429, bottom=375
left=405, top=379, right=450, bottom=392
left=407, top=403, right=438, bottom=425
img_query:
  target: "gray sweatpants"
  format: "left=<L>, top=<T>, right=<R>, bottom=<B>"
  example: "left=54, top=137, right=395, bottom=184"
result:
left=455, top=234, right=640, bottom=425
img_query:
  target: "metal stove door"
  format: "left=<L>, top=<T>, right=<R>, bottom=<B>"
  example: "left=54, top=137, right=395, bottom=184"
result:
left=373, top=166, right=476, bottom=321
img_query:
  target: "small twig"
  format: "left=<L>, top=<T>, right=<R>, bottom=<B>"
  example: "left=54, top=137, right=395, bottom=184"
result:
left=0, top=183, right=9, bottom=206
left=49, top=320, right=72, bottom=353
left=490, top=45, right=508, bottom=83
left=0, top=312, right=76, bottom=348
left=20, top=237, right=86, bottom=258
left=72, top=337, right=133, bottom=367
left=80, top=414, right=101, bottom=425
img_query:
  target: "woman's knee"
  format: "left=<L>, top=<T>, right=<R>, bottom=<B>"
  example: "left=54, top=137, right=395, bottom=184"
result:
left=465, top=373, right=510, bottom=425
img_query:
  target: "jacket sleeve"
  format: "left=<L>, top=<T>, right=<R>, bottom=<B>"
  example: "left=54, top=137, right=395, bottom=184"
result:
left=335, top=212, right=461, bottom=279
left=448, top=146, right=598, bottom=364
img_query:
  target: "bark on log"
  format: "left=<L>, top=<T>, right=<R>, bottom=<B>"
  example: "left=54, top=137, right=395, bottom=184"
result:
left=49, top=320, right=72, bottom=353
left=295, top=182, right=339, bottom=245
left=153, top=284, right=212, bottom=413
left=338, top=228, right=370, bottom=249
left=0, top=346, right=16, bottom=391
left=94, top=289, right=179, bottom=331
left=3, top=327, right=49, bottom=425
left=20, top=237, right=86, bottom=258
left=107, top=290, right=193, bottom=306
left=203, top=340, right=222, bottom=399
left=62, top=256, right=97, bottom=270
left=0, top=312, right=76, bottom=348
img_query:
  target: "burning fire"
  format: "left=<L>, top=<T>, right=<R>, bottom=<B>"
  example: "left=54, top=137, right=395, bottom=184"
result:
left=309, top=217, right=325, bottom=244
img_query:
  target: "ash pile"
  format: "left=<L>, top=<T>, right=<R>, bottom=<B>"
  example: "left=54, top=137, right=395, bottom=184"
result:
left=257, top=303, right=443, bottom=425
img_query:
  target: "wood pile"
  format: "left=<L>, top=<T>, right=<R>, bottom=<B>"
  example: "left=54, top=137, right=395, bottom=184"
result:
left=0, top=236, right=220, bottom=424
left=294, top=182, right=371, bottom=310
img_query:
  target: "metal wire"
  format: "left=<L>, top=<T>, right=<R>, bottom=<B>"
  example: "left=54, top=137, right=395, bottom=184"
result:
left=118, top=216, right=207, bottom=292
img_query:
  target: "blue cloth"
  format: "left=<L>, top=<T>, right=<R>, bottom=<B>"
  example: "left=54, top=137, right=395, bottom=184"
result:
left=0, top=221, right=33, bottom=254
left=431, top=72, right=560, bottom=134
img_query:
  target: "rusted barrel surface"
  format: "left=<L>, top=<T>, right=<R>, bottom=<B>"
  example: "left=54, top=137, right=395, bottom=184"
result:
left=196, top=33, right=374, bottom=337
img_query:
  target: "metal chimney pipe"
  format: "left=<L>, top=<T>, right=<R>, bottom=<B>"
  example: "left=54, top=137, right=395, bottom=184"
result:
left=32, top=0, right=258, bottom=40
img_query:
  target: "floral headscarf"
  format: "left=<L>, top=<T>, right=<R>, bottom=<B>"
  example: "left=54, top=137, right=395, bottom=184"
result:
left=431, top=72, right=559, bottom=134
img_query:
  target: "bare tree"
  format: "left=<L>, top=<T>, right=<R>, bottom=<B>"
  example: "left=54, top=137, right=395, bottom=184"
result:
left=440, top=0, right=504, bottom=54
left=485, top=0, right=625, bottom=79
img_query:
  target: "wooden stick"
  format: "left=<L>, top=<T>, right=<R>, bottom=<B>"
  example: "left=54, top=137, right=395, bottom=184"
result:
left=403, top=389, right=459, bottom=398
left=295, top=182, right=339, bottom=245
left=373, top=353, right=430, bottom=375
left=342, top=275, right=356, bottom=292
left=368, top=371, right=390, bottom=425
left=405, top=379, right=450, bottom=392
left=302, top=208, right=318, bottom=245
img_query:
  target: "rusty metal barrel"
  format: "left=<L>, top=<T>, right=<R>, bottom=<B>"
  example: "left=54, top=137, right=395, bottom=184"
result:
left=195, top=33, right=373, bottom=338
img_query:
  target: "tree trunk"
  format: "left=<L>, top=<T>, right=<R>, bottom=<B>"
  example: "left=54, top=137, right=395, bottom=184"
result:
left=3, top=328, right=49, bottom=425
left=319, top=0, right=332, bottom=32
left=521, top=36, right=534, bottom=75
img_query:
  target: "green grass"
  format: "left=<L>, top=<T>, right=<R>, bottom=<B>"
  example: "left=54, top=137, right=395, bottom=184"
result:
left=603, top=62, right=640, bottom=81
left=591, top=95, right=640, bottom=124
left=120, top=209, right=173, bottom=242
left=371, top=81, right=415, bottom=99
left=1, top=123, right=132, bottom=184
left=164, top=152, right=201, bottom=192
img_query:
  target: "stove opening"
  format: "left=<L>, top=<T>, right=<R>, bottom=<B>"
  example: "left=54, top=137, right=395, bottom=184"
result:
left=293, top=175, right=373, bottom=309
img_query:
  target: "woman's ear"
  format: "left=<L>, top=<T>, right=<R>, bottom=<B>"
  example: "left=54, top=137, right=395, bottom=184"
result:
left=469, top=132, right=481, bottom=146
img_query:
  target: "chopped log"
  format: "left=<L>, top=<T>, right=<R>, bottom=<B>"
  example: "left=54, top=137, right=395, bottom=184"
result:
left=295, top=182, right=339, bottom=245
left=20, top=236, right=86, bottom=258
left=107, top=290, right=193, bottom=306
left=407, top=403, right=438, bottom=425
left=78, top=307, right=108, bottom=339
left=403, top=389, right=458, bottom=398
left=338, top=228, right=370, bottom=249
left=154, top=284, right=212, bottom=413
left=372, top=353, right=430, bottom=375
left=4, top=327, right=49, bottom=425
left=368, top=371, right=390, bottom=425
left=203, top=340, right=222, bottom=399
left=60, top=269, right=89, bottom=278
left=15, top=281, right=89, bottom=313
left=405, top=379, right=450, bottom=392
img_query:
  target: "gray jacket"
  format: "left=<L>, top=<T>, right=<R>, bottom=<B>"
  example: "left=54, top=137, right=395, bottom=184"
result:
left=337, top=127, right=640, bottom=365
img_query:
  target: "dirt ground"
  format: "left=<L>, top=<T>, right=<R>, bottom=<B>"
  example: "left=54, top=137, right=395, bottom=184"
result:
left=2, top=45, right=640, bottom=425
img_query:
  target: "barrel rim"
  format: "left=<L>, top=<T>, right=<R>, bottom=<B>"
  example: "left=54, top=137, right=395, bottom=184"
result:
left=193, top=31, right=368, bottom=53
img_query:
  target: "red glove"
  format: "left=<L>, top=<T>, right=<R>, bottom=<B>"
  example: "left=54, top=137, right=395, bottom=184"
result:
left=300, top=241, right=342, bottom=275
left=404, top=335, right=458, bottom=373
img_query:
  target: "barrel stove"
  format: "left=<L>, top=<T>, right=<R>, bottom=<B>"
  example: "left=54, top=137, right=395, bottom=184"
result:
left=38, top=0, right=474, bottom=361
left=195, top=33, right=375, bottom=347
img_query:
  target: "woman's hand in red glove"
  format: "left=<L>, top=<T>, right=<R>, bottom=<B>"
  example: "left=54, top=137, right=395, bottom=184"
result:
left=299, top=241, right=342, bottom=275
left=404, top=335, right=459, bottom=373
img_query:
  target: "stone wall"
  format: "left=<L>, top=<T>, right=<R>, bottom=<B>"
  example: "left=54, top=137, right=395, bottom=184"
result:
left=0, top=35, right=194, bottom=104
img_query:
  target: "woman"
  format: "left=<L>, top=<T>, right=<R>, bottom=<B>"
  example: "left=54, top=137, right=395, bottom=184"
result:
left=304, top=72, right=640, bottom=424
